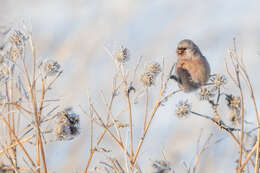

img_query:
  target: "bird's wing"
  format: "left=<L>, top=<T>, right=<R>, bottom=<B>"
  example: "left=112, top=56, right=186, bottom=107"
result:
left=180, top=56, right=210, bottom=84
left=176, top=67, right=200, bottom=91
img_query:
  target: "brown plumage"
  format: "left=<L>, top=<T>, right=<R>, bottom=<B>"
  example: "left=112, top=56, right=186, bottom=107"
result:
left=175, top=39, right=210, bottom=92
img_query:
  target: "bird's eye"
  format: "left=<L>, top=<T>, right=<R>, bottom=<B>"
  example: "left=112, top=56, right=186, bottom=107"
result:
left=178, top=47, right=186, bottom=51
left=177, top=47, right=187, bottom=54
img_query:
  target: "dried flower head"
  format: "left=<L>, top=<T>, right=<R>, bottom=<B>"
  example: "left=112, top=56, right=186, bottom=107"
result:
left=152, top=160, right=173, bottom=173
left=175, top=100, right=191, bottom=118
left=210, top=74, right=227, bottom=89
left=198, top=87, right=216, bottom=100
left=226, top=94, right=241, bottom=110
left=115, top=46, right=129, bottom=63
left=8, top=29, right=28, bottom=54
left=55, top=108, right=80, bottom=141
left=141, top=72, right=155, bottom=86
left=146, top=62, right=161, bottom=75
left=41, top=59, right=61, bottom=76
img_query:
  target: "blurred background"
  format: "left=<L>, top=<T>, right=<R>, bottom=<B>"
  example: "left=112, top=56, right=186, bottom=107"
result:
left=1, top=0, right=260, bottom=172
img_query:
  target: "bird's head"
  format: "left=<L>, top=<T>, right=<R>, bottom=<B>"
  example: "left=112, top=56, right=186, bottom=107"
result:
left=176, top=39, right=201, bottom=57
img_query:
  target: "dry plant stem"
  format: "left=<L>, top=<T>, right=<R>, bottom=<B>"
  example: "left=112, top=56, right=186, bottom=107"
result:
left=39, top=79, right=46, bottom=116
left=0, top=113, right=36, bottom=169
left=30, top=83, right=47, bottom=173
left=91, top=106, right=143, bottom=172
left=122, top=67, right=134, bottom=160
left=25, top=38, right=47, bottom=173
left=35, top=79, right=46, bottom=170
left=235, top=66, right=245, bottom=170
left=84, top=90, right=117, bottom=173
left=9, top=102, right=33, bottom=115
left=0, top=135, right=34, bottom=155
left=1, top=145, right=19, bottom=173
left=90, top=110, right=93, bottom=153
left=132, top=65, right=177, bottom=165
left=5, top=79, right=17, bottom=168
left=230, top=45, right=245, bottom=171
left=11, top=69, right=17, bottom=168
left=239, top=65, right=260, bottom=173
left=132, top=89, right=180, bottom=165
left=192, top=133, right=215, bottom=173
left=190, top=111, right=255, bottom=167
left=235, top=55, right=260, bottom=173
left=240, top=143, right=257, bottom=170
left=90, top=104, right=132, bottom=160
left=105, top=47, right=134, bottom=159
left=144, top=87, right=148, bottom=130
left=228, top=42, right=260, bottom=172
left=239, top=63, right=260, bottom=173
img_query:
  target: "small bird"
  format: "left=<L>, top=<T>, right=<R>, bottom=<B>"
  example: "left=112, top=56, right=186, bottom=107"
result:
left=172, top=39, right=210, bottom=92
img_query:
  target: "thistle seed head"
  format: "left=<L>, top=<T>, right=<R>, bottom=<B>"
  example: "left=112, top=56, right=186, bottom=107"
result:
left=115, top=46, right=129, bottom=63
left=141, top=72, right=155, bottom=87
left=41, top=59, right=61, bottom=76
left=55, top=108, right=80, bottom=141
left=175, top=100, right=191, bottom=118
left=210, top=74, right=227, bottom=89
left=8, top=29, right=28, bottom=55
left=146, top=62, right=161, bottom=75
left=198, top=87, right=216, bottom=100
left=226, top=94, right=241, bottom=110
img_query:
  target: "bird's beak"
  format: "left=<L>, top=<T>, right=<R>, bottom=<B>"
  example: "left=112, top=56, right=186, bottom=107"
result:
left=176, top=49, right=184, bottom=55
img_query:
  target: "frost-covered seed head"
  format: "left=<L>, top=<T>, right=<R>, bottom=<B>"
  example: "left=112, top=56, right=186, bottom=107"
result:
left=175, top=100, right=191, bottom=118
left=41, top=59, right=61, bottom=76
left=115, top=46, right=129, bottom=63
left=146, top=62, right=161, bottom=75
left=210, top=74, right=227, bottom=89
left=8, top=29, right=28, bottom=54
left=226, top=94, right=241, bottom=110
left=198, top=87, right=215, bottom=100
left=141, top=72, right=155, bottom=87
left=55, top=108, right=80, bottom=141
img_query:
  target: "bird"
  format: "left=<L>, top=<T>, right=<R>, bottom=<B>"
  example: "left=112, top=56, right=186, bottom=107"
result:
left=172, top=39, right=210, bottom=92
